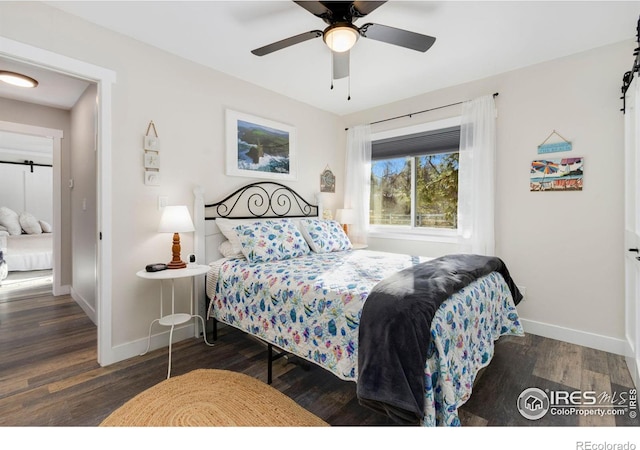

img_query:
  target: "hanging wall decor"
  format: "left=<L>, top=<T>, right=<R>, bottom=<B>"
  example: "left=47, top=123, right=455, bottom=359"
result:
left=143, top=120, right=160, bottom=186
left=320, top=165, right=336, bottom=193
left=530, top=157, right=583, bottom=192
left=144, top=121, right=160, bottom=151
left=537, top=130, right=572, bottom=154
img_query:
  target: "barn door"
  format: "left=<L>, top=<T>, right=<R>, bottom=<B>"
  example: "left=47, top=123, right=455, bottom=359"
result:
left=624, top=76, right=640, bottom=387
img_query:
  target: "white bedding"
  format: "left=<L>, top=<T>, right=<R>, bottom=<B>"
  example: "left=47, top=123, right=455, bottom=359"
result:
left=1, top=233, right=53, bottom=271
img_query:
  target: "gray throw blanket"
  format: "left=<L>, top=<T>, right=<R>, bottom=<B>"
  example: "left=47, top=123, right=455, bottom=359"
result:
left=356, top=254, right=522, bottom=425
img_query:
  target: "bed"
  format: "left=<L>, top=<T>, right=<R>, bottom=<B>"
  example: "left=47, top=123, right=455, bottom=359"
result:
left=194, top=182, right=524, bottom=426
left=0, top=232, right=53, bottom=272
left=0, top=207, right=53, bottom=273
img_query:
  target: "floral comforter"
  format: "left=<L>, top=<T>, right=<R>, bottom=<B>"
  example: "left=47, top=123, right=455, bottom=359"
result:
left=206, top=250, right=523, bottom=426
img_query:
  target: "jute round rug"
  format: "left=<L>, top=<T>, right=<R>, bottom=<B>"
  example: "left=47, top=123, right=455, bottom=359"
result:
left=100, top=369, right=329, bottom=427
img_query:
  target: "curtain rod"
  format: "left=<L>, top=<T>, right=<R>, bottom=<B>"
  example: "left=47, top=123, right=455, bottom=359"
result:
left=0, top=160, right=52, bottom=173
left=345, top=92, right=499, bottom=131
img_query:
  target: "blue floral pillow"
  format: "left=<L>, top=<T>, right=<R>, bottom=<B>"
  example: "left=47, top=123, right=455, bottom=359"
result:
left=300, top=219, right=352, bottom=253
left=234, top=219, right=310, bottom=263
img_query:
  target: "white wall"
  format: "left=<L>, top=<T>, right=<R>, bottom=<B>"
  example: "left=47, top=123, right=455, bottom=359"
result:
left=70, top=84, right=97, bottom=318
left=342, top=40, right=634, bottom=353
left=0, top=2, right=343, bottom=359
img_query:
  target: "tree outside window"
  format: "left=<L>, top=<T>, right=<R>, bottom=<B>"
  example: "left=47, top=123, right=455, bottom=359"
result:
left=370, top=151, right=459, bottom=229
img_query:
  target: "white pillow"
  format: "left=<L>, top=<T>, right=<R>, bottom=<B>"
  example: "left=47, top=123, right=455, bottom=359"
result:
left=215, top=218, right=248, bottom=255
left=39, top=220, right=52, bottom=233
left=0, top=207, right=22, bottom=235
left=218, top=240, right=245, bottom=259
left=19, top=212, right=42, bottom=234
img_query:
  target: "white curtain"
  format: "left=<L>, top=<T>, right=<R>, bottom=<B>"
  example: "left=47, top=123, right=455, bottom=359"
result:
left=344, top=124, right=372, bottom=245
left=457, top=95, right=497, bottom=256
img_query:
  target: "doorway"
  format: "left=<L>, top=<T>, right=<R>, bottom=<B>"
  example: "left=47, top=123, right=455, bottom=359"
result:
left=0, top=127, right=57, bottom=301
left=0, top=36, right=116, bottom=366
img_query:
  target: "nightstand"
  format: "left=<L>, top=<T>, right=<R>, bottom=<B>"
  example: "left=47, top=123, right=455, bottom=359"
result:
left=136, top=264, right=213, bottom=378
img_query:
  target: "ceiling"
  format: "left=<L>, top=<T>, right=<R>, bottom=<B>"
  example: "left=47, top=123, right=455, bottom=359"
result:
left=4, top=1, right=639, bottom=116
left=0, top=57, right=90, bottom=109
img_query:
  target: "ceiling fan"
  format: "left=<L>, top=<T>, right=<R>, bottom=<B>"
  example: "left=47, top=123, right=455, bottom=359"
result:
left=251, top=1, right=436, bottom=89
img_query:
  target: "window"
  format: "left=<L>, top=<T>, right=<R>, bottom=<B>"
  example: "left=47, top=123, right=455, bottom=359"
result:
left=369, top=121, right=461, bottom=231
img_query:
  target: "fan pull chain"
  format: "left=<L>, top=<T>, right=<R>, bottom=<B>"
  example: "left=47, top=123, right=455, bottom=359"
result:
left=330, top=52, right=334, bottom=90
left=347, top=58, right=351, bottom=101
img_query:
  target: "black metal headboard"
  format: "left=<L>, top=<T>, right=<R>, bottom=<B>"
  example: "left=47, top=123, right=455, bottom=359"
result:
left=204, top=181, right=318, bottom=220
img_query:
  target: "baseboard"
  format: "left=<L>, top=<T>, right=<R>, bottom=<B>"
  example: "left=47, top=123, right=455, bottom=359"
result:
left=70, top=286, right=96, bottom=325
left=625, top=354, right=639, bottom=388
left=107, top=323, right=196, bottom=367
left=520, top=318, right=627, bottom=356
left=624, top=335, right=639, bottom=388
left=53, top=283, right=70, bottom=296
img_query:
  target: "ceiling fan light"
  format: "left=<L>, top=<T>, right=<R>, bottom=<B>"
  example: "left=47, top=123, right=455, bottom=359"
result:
left=324, top=26, right=359, bottom=53
left=0, top=71, right=39, bottom=88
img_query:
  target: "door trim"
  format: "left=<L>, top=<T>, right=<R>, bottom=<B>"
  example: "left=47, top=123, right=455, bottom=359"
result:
left=0, top=36, right=117, bottom=366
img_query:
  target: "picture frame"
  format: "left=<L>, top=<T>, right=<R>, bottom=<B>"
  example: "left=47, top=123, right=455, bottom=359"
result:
left=320, top=167, right=335, bottom=193
left=144, top=152, right=160, bottom=169
left=530, top=157, right=583, bottom=192
left=144, top=170, right=160, bottom=186
left=226, top=109, right=297, bottom=180
left=144, top=135, right=160, bottom=151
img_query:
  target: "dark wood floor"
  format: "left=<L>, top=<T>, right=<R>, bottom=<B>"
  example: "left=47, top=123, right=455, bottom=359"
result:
left=0, top=292, right=637, bottom=428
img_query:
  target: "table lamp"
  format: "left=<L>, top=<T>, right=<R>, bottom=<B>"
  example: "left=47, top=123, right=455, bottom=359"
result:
left=335, top=208, right=355, bottom=235
left=158, top=205, right=195, bottom=269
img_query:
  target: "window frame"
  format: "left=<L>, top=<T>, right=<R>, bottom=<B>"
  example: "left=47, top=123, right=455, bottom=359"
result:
left=368, top=116, right=462, bottom=242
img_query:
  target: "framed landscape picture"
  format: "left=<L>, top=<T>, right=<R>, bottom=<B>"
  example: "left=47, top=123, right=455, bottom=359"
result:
left=226, top=109, right=297, bottom=180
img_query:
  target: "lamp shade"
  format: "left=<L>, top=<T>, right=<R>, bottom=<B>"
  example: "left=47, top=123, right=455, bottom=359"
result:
left=335, top=208, right=355, bottom=225
left=158, top=205, right=195, bottom=233
left=323, top=25, right=359, bottom=53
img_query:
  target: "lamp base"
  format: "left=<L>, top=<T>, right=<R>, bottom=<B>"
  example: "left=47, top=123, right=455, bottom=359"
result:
left=167, top=260, right=187, bottom=269
left=167, top=232, right=187, bottom=269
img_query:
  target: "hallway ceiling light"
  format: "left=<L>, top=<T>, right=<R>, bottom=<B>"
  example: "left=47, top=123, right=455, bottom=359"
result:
left=0, top=70, right=39, bottom=88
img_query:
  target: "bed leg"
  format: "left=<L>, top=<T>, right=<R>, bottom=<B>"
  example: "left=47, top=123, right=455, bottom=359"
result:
left=212, top=318, right=218, bottom=341
left=267, top=344, right=273, bottom=385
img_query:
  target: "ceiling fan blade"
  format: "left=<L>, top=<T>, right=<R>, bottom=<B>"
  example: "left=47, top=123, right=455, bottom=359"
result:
left=360, top=23, right=436, bottom=52
left=352, top=1, right=386, bottom=17
left=333, top=51, right=349, bottom=80
left=293, top=1, right=332, bottom=18
left=251, top=30, right=323, bottom=56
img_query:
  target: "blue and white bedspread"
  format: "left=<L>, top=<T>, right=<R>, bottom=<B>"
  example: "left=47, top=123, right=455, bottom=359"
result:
left=206, top=249, right=524, bottom=426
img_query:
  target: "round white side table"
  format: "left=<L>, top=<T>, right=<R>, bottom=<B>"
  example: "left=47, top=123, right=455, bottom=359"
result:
left=136, top=264, right=213, bottom=378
